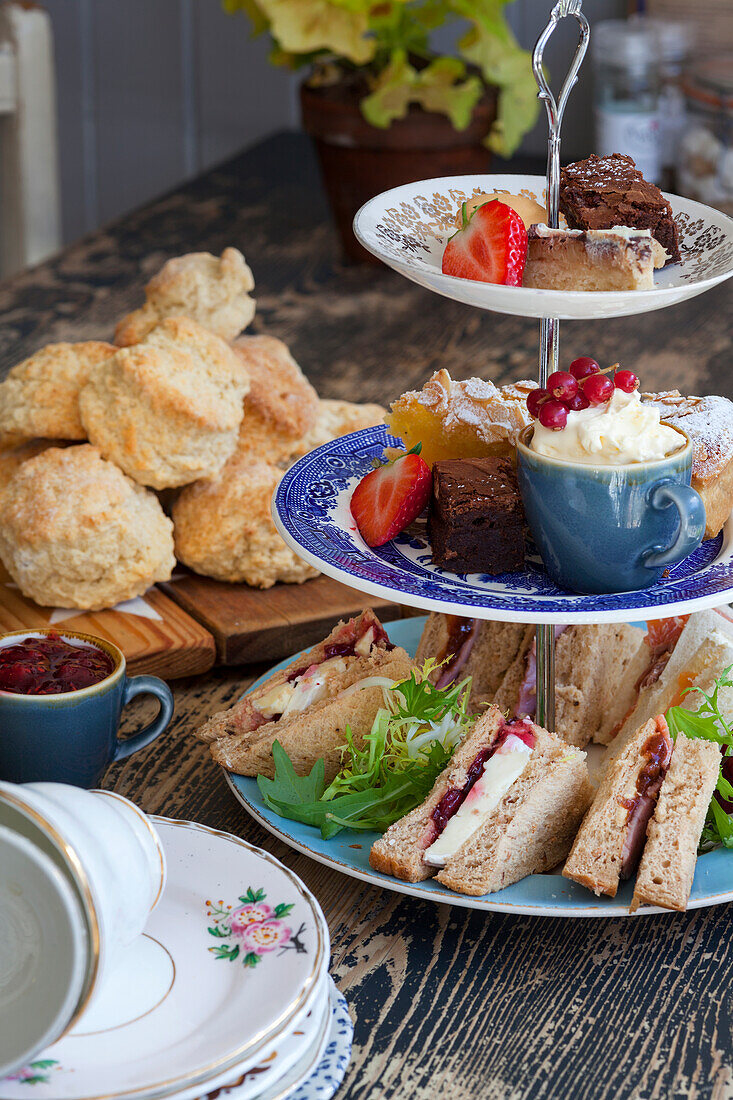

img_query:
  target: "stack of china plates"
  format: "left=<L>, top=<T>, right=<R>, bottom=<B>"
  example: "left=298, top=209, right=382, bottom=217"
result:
left=0, top=817, right=353, bottom=1100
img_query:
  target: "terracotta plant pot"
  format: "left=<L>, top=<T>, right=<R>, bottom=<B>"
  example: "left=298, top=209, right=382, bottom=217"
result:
left=300, top=79, right=498, bottom=263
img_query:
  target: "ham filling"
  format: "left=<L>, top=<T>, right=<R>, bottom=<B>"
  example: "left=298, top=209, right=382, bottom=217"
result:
left=514, top=626, right=568, bottom=718
left=619, top=716, right=673, bottom=879
left=434, top=616, right=480, bottom=689
left=422, top=719, right=536, bottom=849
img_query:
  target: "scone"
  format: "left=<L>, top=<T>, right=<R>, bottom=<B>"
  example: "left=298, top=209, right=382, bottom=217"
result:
left=296, top=399, right=387, bottom=455
left=114, top=248, right=255, bottom=345
left=172, top=455, right=319, bottom=588
left=0, top=341, right=117, bottom=442
left=232, top=334, right=319, bottom=465
left=0, top=445, right=175, bottom=610
left=79, top=317, right=249, bottom=489
left=0, top=439, right=67, bottom=504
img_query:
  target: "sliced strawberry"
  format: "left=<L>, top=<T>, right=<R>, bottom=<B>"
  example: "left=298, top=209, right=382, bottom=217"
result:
left=351, top=447, right=432, bottom=548
left=441, top=199, right=528, bottom=286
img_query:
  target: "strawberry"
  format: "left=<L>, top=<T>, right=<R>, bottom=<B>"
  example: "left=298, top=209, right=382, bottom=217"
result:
left=350, top=445, right=432, bottom=548
left=441, top=199, right=528, bottom=285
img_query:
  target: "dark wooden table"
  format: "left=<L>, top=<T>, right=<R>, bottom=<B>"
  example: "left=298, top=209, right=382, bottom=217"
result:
left=2, top=132, right=732, bottom=1100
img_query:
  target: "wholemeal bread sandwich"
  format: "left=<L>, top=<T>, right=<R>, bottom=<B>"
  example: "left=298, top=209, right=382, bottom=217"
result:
left=491, top=623, right=647, bottom=747
left=563, top=717, right=673, bottom=897
left=370, top=703, right=592, bottom=895
left=614, top=609, right=733, bottom=745
left=415, top=613, right=526, bottom=712
left=564, top=716, right=720, bottom=910
left=631, top=734, right=720, bottom=912
left=197, top=610, right=414, bottom=781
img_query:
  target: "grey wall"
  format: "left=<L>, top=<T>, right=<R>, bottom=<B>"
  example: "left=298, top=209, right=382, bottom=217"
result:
left=44, top=0, right=624, bottom=246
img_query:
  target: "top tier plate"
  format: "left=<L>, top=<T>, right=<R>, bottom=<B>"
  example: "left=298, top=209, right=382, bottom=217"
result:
left=353, top=174, right=733, bottom=320
left=272, top=425, right=733, bottom=625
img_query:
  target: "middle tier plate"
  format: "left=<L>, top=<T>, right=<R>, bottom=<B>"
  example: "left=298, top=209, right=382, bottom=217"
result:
left=272, top=425, right=733, bottom=625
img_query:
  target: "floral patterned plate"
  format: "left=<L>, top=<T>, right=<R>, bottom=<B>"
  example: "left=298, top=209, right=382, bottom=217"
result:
left=0, top=820, right=329, bottom=1100
left=353, top=174, right=733, bottom=320
left=272, top=424, right=733, bottom=625
left=226, top=617, right=733, bottom=918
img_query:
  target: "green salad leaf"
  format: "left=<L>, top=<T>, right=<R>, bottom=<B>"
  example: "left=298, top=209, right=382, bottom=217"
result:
left=257, top=661, right=474, bottom=838
left=665, top=665, right=733, bottom=853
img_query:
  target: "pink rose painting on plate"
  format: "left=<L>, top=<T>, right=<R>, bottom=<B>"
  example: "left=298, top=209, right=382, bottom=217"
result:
left=206, top=887, right=307, bottom=967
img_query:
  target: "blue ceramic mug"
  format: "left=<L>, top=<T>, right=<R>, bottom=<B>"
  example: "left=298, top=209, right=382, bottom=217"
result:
left=0, top=629, right=174, bottom=787
left=516, top=424, right=706, bottom=594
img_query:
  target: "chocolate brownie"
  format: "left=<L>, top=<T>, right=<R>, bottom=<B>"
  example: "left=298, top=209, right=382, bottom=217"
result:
left=559, top=153, right=680, bottom=265
left=428, top=457, right=525, bottom=575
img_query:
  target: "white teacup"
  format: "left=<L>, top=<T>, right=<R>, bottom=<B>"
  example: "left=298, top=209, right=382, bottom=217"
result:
left=0, top=782, right=166, bottom=1077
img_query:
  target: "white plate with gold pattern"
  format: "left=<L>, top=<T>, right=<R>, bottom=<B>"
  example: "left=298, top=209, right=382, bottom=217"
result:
left=353, top=174, right=733, bottom=319
left=0, top=819, right=329, bottom=1100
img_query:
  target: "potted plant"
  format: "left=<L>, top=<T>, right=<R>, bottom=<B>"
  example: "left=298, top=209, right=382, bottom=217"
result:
left=224, top=0, right=539, bottom=261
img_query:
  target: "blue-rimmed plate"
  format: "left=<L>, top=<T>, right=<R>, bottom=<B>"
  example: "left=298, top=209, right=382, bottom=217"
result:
left=272, top=425, right=733, bottom=625
left=352, top=174, right=733, bottom=320
left=226, top=617, right=733, bottom=918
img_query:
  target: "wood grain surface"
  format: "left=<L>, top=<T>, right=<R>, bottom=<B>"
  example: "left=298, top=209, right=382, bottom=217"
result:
left=0, top=566, right=216, bottom=678
left=1, top=132, right=732, bottom=1100
left=159, top=571, right=410, bottom=665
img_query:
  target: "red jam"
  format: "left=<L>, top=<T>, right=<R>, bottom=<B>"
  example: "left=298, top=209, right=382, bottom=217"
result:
left=0, top=633, right=115, bottom=695
left=430, top=719, right=536, bottom=836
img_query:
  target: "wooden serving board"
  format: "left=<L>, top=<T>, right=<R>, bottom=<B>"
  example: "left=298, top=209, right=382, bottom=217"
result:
left=159, top=570, right=417, bottom=665
left=0, top=566, right=216, bottom=679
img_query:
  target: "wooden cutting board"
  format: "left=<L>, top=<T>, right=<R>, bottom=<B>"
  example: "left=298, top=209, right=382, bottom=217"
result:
left=0, top=566, right=216, bottom=679
left=159, top=571, right=417, bottom=665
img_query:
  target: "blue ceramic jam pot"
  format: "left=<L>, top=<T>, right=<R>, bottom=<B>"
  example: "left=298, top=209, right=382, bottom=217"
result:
left=516, top=424, right=706, bottom=595
left=0, top=629, right=174, bottom=787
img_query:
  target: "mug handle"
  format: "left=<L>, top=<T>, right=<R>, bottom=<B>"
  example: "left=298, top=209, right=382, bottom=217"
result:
left=114, top=676, right=174, bottom=762
left=642, top=480, right=707, bottom=570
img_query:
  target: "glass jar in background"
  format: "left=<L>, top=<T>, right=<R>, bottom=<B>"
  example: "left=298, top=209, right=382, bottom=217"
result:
left=649, top=19, right=691, bottom=192
left=592, top=19, right=662, bottom=183
left=678, top=60, right=733, bottom=217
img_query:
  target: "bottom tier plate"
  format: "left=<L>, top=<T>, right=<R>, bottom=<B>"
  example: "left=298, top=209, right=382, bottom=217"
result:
left=226, top=617, right=733, bottom=918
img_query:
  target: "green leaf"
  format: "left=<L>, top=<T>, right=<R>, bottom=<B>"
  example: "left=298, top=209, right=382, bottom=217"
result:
left=208, top=925, right=230, bottom=938
left=255, top=0, right=375, bottom=64
left=243, top=887, right=266, bottom=903
left=243, top=951, right=261, bottom=967
left=362, top=50, right=482, bottom=132
left=274, top=902, right=295, bottom=917
left=221, top=0, right=270, bottom=35
left=258, top=741, right=326, bottom=810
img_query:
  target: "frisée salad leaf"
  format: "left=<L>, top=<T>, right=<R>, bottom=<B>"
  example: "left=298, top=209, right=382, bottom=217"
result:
left=257, top=661, right=474, bottom=839
left=665, top=664, right=733, bottom=853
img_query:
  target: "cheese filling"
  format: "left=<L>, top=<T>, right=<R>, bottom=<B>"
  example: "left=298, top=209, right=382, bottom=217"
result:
left=424, top=734, right=532, bottom=867
left=253, top=657, right=348, bottom=718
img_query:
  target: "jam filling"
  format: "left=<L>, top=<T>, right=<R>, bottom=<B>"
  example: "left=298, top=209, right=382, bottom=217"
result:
left=635, top=615, right=689, bottom=693
left=619, top=717, right=673, bottom=879
left=430, top=719, right=536, bottom=837
left=434, top=616, right=479, bottom=689
left=0, top=632, right=115, bottom=695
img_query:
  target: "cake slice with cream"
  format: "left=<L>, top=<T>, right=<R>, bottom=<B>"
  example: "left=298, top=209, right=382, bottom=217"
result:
left=196, top=609, right=414, bottom=781
left=523, top=225, right=667, bottom=292
left=369, top=704, right=592, bottom=894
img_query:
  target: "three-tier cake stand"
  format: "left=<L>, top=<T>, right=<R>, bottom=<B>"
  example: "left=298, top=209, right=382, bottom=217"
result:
left=228, top=1, right=733, bottom=915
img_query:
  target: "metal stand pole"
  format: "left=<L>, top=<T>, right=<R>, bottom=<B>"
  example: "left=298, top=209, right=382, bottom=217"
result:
left=531, top=0, right=590, bottom=731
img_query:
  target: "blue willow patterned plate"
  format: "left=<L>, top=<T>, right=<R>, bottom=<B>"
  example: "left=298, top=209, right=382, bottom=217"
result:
left=352, top=174, right=733, bottom=321
left=271, top=425, right=733, bottom=626
left=226, top=617, right=733, bottom=918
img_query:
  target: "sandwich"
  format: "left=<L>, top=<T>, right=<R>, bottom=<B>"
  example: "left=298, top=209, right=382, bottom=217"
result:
left=490, top=623, right=647, bottom=747
left=563, top=716, right=719, bottom=910
left=416, top=614, right=646, bottom=745
left=369, top=703, right=592, bottom=895
left=416, top=613, right=526, bottom=712
left=614, top=609, right=733, bottom=746
left=197, top=609, right=414, bottom=780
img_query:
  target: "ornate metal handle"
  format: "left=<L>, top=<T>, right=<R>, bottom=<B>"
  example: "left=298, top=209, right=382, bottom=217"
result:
left=532, top=0, right=590, bottom=228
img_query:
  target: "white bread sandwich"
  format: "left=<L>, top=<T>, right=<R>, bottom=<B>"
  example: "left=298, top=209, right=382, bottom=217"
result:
left=491, top=623, right=647, bottom=747
left=614, top=609, right=733, bottom=746
left=415, top=613, right=526, bottom=712
left=563, top=717, right=673, bottom=897
left=197, top=609, right=414, bottom=780
left=631, top=734, right=720, bottom=912
left=369, top=703, right=592, bottom=895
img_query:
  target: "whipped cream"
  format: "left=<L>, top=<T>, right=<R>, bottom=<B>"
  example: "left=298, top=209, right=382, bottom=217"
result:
left=530, top=388, right=683, bottom=465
